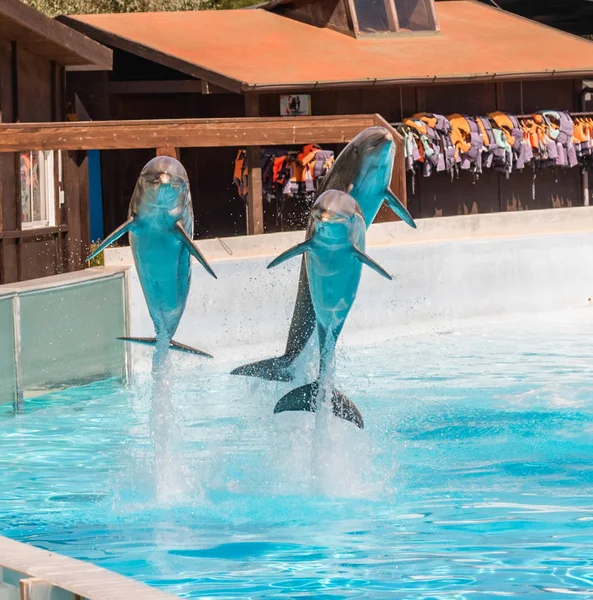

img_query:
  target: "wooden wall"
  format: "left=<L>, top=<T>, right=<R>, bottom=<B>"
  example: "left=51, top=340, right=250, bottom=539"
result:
left=0, top=39, right=90, bottom=284
left=259, top=78, right=582, bottom=218
left=96, top=83, right=246, bottom=240
left=88, top=52, right=583, bottom=238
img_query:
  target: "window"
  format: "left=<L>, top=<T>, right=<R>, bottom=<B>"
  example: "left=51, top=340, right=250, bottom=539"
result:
left=350, top=0, right=437, bottom=35
left=395, top=0, right=435, bottom=31
left=19, top=150, right=60, bottom=229
left=352, top=0, right=395, bottom=33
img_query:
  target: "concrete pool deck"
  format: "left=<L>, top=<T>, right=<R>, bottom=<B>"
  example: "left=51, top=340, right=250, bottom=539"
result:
left=0, top=534, right=177, bottom=600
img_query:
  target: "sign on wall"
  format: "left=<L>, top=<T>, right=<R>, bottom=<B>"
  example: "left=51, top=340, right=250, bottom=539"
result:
left=280, top=94, right=312, bottom=117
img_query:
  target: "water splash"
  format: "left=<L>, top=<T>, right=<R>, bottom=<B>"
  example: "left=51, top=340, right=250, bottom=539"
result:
left=122, top=342, right=204, bottom=507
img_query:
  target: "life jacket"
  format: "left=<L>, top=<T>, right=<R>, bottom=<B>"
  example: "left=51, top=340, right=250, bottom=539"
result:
left=488, top=112, right=533, bottom=170
left=296, top=144, right=334, bottom=192
left=487, top=112, right=521, bottom=150
left=574, top=117, right=593, bottom=158
left=531, top=111, right=577, bottom=167
left=475, top=116, right=500, bottom=170
left=405, top=113, right=455, bottom=176
left=233, top=149, right=248, bottom=202
left=297, top=143, right=321, bottom=166
left=545, top=111, right=578, bottom=167
left=448, top=113, right=484, bottom=173
left=403, top=117, right=434, bottom=173
left=310, top=150, right=334, bottom=180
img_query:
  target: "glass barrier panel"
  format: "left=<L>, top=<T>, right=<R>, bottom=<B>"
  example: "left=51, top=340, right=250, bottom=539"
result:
left=19, top=277, right=126, bottom=396
left=0, top=297, right=16, bottom=406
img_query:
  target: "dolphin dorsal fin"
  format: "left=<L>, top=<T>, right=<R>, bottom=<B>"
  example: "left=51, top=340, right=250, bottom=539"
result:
left=175, top=221, right=217, bottom=279
left=384, top=189, right=417, bottom=229
left=85, top=216, right=135, bottom=262
left=352, top=246, right=392, bottom=281
left=267, top=239, right=314, bottom=270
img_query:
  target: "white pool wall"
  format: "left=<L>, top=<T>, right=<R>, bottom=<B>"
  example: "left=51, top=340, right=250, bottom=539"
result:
left=103, top=206, right=593, bottom=365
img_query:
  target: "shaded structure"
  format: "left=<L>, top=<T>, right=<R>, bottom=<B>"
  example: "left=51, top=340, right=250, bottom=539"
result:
left=60, top=0, right=593, bottom=240
left=477, top=0, right=593, bottom=38
left=0, top=0, right=112, bottom=284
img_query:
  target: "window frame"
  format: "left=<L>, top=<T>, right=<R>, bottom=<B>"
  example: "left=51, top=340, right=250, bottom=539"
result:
left=19, top=149, right=58, bottom=231
left=348, top=0, right=439, bottom=37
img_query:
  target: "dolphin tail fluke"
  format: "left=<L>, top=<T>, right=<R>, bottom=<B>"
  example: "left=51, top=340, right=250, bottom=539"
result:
left=116, top=336, right=213, bottom=358
left=384, top=189, right=416, bottom=229
left=85, top=217, right=135, bottom=262
left=230, top=355, right=296, bottom=382
left=273, top=382, right=364, bottom=429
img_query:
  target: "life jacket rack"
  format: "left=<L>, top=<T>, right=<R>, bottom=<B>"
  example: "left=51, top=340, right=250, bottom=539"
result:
left=397, top=110, right=593, bottom=199
left=233, top=144, right=335, bottom=231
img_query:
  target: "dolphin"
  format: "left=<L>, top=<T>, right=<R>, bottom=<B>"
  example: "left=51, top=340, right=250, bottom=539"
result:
left=266, top=190, right=392, bottom=429
left=85, top=155, right=216, bottom=356
left=231, top=126, right=416, bottom=382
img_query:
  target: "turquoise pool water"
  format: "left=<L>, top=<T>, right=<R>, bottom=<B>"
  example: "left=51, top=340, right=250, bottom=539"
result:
left=2, top=309, right=593, bottom=599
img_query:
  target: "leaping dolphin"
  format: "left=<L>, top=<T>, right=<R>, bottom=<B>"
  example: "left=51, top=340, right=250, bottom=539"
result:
left=85, top=155, right=216, bottom=357
left=267, top=190, right=392, bottom=429
left=231, top=126, right=416, bottom=382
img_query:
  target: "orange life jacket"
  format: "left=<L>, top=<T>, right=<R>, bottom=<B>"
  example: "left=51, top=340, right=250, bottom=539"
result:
left=233, top=149, right=248, bottom=200
left=448, top=113, right=473, bottom=158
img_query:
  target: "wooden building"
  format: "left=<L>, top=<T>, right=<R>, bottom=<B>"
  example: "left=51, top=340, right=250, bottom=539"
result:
left=0, top=0, right=112, bottom=284
left=59, top=0, right=593, bottom=239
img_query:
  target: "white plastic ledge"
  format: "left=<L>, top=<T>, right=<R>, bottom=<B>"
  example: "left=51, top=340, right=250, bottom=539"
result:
left=0, top=534, right=177, bottom=600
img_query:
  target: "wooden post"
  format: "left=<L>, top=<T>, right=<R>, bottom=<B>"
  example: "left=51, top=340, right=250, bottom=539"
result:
left=63, top=149, right=82, bottom=271
left=156, top=146, right=179, bottom=159
left=373, top=115, right=408, bottom=223
left=246, top=146, right=263, bottom=235
left=245, top=94, right=263, bottom=235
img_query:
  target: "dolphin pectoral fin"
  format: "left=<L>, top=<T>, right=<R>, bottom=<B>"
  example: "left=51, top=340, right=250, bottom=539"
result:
left=85, top=217, right=135, bottom=262
left=170, top=340, right=213, bottom=358
left=273, top=382, right=364, bottom=429
left=230, top=356, right=296, bottom=382
left=384, top=189, right=417, bottom=229
left=352, top=246, right=392, bottom=281
left=267, top=240, right=314, bottom=269
left=117, top=336, right=213, bottom=358
left=174, top=221, right=217, bottom=279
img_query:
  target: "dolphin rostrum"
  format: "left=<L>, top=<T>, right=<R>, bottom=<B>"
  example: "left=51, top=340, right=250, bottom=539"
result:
left=85, top=155, right=216, bottom=356
left=267, top=190, right=392, bottom=429
left=231, top=126, right=415, bottom=382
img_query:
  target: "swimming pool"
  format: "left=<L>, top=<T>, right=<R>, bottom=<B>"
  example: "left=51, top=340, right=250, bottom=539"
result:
left=1, top=307, right=592, bottom=598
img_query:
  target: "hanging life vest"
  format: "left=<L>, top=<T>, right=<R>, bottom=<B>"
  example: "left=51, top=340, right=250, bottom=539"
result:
left=448, top=113, right=484, bottom=173
left=488, top=111, right=533, bottom=170
left=535, top=110, right=578, bottom=168
left=233, top=149, right=248, bottom=203
left=404, top=113, right=456, bottom=176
